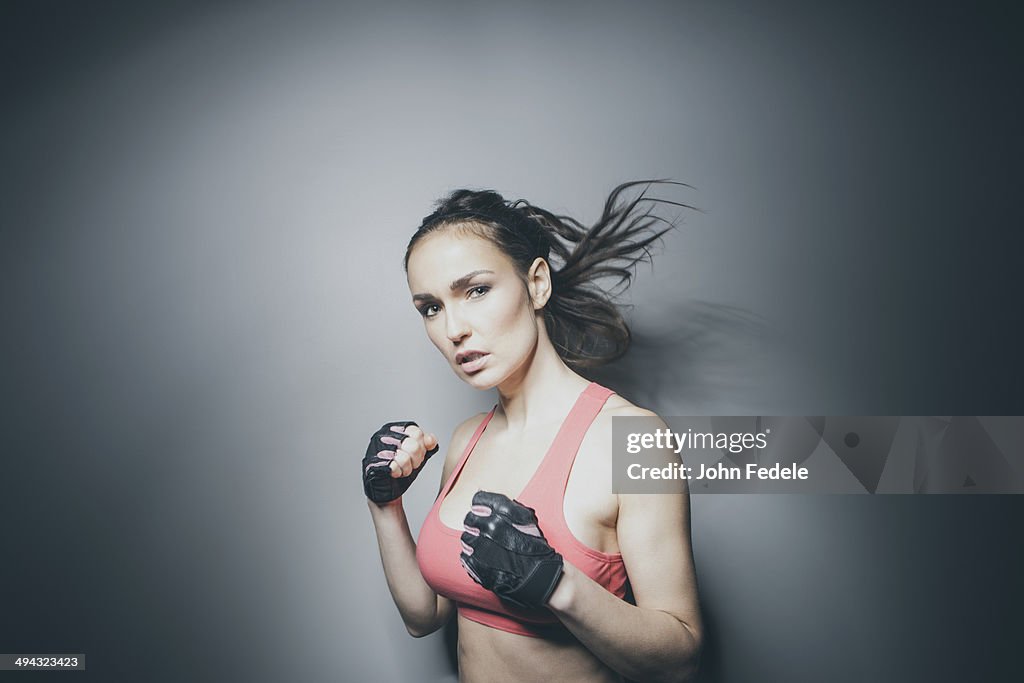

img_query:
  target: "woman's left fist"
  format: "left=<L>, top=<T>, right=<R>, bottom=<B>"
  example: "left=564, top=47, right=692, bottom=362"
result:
left=459, top=490, right=564, bottom=609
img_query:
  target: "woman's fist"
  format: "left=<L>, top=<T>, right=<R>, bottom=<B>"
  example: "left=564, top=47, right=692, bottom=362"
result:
left=460, top=491, right=564, bottom=609
left=362, top=421, right=439, bottom=504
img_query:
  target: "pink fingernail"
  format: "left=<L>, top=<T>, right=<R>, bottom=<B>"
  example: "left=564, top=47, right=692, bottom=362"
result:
left=461, top=559, right=482, bottom=583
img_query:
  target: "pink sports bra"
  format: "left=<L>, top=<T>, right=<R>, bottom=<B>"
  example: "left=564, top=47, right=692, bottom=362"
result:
left=416, top=382, right=630, bottom=638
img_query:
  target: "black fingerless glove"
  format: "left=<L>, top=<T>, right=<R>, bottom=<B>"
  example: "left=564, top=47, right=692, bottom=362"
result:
left=362, top=421, right=439, bottom=504
left=460, top=490, right=564, bottom=609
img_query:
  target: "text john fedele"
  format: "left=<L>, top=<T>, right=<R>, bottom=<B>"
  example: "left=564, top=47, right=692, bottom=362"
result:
left=624, top=428, right=809, bottom=481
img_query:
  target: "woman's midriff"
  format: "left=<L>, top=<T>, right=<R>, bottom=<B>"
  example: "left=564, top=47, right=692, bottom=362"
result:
left=456, top=614, right=625, bottom=683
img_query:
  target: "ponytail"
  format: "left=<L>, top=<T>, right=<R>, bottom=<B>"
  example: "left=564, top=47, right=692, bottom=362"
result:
left=404, top=180, right=695, bottom=368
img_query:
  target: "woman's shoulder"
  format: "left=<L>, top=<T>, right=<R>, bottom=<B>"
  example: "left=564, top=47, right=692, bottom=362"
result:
left=597, top=390, right=664, bottom=421
left=589, top=389, right=671, bottom=445
left=580, top=389, right=668, bottom=453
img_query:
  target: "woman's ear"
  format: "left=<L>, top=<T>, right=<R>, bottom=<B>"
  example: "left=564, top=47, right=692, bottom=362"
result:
left=527, top=257, right=552, bottom=310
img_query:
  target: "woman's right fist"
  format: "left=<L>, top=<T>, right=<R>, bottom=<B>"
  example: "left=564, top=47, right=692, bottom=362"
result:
left=363, top=421, right=439, bottom=504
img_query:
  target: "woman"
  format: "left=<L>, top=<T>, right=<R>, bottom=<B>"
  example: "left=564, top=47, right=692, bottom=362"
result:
left=363, top=182, right=703, bottom=683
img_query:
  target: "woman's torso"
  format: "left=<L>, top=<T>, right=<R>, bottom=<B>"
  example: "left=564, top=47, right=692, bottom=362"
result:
left=421, top=382, right=629, bottom=682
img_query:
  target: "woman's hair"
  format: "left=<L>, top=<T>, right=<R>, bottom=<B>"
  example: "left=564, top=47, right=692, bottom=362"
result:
left=403, top=180, right=694, bottom=369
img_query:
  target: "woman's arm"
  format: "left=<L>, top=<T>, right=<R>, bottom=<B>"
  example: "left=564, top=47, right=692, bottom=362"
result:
left=546, top=411, right=703, bottom=683
left=365, top=414, right=483, bottom=637
left=366, top=497, right=452, bottom=637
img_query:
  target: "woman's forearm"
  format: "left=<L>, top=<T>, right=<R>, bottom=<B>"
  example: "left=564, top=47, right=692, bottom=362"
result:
left=366, top=499, right=447, bottom=636
left=547, top=563, right=701, bottom=683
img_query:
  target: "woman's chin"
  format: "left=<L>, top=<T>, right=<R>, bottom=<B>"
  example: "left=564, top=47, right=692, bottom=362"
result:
left=458, top=366, right=499, bottom=390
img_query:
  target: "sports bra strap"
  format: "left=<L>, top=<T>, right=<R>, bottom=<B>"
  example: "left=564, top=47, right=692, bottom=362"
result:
left=525, top=383, right=615, bottom=501
left=436, top=383, right=615, bottom=502
left=438, top=406, right=497, bottom=500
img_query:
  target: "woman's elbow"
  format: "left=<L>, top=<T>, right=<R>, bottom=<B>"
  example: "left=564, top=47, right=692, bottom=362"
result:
left=663, top=624, right=702, bottom=683
left=404, top=620, right=441, bottom=638
left=674, top=657, right=701, bottom=683
left=659, top=657, right=700, bottom=683
left=403, top=609, right=450, bottom=638
left=676, top=635, right=703, bottom=682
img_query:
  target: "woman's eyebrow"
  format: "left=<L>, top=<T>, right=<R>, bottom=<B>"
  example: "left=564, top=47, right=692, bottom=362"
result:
left=412, top=269, right=494, bottom=302
left=449, top=269, right=494, bottom=291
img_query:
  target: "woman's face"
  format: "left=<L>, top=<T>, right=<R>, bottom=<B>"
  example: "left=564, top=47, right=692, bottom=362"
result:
left=406, top=227, right=541, bottom=390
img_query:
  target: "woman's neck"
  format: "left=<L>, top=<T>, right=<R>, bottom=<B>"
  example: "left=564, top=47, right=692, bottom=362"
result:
left=494, top=331, right=590, bottom=433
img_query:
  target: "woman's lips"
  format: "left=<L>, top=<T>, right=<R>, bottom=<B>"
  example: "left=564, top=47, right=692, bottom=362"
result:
left=459, top=353, right=489, bottom=374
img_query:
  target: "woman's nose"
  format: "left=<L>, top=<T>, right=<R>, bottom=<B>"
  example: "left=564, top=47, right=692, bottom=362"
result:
left=445, top=308, right=470, bottom=342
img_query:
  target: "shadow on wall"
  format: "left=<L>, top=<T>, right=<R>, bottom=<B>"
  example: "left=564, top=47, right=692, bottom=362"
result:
left=585, top=298, right=779, bottom=416
left=585, top=297, right=775, bottom=682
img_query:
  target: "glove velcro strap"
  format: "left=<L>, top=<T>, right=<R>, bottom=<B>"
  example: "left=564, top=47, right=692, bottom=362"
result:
left=497, top=556, right=564, bottom=609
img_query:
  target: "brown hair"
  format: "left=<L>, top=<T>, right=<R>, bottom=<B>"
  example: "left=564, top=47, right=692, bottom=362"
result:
left=404, top=180, right=695, bottom=368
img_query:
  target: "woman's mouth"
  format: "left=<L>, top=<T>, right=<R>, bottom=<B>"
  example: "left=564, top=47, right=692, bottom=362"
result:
left=457, top=352, right=489, bottom=374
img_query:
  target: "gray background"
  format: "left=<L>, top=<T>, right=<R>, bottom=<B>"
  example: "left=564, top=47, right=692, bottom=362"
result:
left=2, top=1, right=1021, bottom=681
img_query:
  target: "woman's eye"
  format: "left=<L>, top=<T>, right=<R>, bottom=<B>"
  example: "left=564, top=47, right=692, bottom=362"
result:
left=468, top=285, right=490, bottom=299
left=420, top=304, right=441, bottom=318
